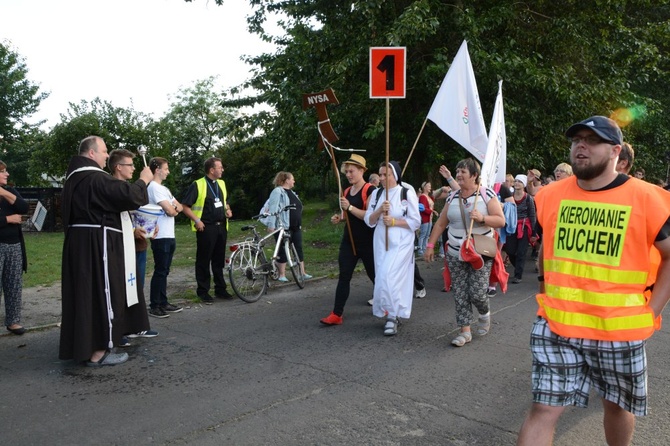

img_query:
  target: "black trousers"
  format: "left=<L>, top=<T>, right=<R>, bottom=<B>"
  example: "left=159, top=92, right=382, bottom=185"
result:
left=333, top=241, right=375, bottom=316
left=195, top=223, right=228, bottom=298
left=414, top=263, right=425, bottom=291
left=276, top=227, right=303, bottom=263
left=504, top=226, right=531, bottom=280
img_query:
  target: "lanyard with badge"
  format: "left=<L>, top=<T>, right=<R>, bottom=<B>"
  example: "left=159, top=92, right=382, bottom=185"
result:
left=207, top=180, right=224, bottom=208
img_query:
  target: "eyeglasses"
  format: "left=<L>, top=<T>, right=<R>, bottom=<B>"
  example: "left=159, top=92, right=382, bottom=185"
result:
left=0, top=169, right=7, bottom=174
left=569, top=135, right=611, bottom=146
left=554, top=169, right=567, bottom=174
left=118, top=163, right=134, bottom=167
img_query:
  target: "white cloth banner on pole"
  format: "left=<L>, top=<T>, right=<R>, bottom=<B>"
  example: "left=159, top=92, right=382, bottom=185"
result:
left=427, top=40, right=488, bottom=162
left=481, top=80, right=507, bottom=188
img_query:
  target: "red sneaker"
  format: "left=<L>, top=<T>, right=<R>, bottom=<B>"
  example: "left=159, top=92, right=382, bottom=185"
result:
left=320, top=312, right=343, bottom=325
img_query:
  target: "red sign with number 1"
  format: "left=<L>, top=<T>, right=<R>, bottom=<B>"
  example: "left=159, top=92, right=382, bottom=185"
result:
left=369, top=47, right=406, bottom=98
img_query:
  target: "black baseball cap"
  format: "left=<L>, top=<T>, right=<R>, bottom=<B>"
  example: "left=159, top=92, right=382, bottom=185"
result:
left=565, top=116, right=623, bottom=145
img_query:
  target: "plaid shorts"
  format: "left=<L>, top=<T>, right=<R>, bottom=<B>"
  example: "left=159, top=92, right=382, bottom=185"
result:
left=530, top=317, right=648, bottom=416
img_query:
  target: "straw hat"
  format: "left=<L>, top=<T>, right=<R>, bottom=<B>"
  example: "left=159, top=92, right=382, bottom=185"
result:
left=341, top=154, right=367, bottom=173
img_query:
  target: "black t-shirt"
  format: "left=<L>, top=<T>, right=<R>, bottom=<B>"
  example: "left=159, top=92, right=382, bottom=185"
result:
left=285, top=188, right=302, bottom=229
left=343, top=185, right=375, bottom=247
left=0, top=186, right=27, bottom=244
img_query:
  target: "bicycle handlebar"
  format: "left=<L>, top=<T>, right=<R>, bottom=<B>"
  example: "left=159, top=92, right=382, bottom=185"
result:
left=253, top=203, right=297, bottom=220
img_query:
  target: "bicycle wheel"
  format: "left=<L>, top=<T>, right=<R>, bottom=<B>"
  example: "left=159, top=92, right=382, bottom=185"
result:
left=286, top=241, right=305, bottom=289
left=228, top=245, right=268, bottom=303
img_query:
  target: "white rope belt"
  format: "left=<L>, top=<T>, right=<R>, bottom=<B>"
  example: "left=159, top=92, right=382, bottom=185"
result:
left=68, top=223, right=122, bottom=348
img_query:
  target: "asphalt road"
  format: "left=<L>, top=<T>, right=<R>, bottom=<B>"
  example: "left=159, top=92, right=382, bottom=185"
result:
left=2, top=259, right=670, bottom=445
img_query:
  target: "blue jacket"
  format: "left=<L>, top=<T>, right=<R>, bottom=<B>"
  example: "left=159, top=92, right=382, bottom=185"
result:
left=267, top=187, right=290, bottom=230
left=500, top=201, right=517, bottom=244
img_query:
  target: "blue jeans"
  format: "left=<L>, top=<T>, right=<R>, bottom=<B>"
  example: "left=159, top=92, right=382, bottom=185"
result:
left=136, top=250, right=147, bottom=290
left=150, top=238, right=176, bottom=309
left=418, top=222, right=432, bottom=254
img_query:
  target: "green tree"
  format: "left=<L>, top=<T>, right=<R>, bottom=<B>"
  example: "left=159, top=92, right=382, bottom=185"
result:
left=3, top=127, right=48, bottom=186
left=154, top=77, right=243, bottom=199
left=0, top=41, right=48, bottom=183
left=0, top=41, right=47, bottom=140
left=201, top=0, right=670, bottom=187
left=33, top=98, right=155, bottom=184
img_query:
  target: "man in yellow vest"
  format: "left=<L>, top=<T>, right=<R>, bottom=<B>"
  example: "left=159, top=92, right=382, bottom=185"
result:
left=181, top=157, right=233, bottom=303
left=517, top=116, right=670, bottom=446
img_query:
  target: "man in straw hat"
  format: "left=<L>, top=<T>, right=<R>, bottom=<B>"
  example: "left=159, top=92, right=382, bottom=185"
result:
left=526, top=168, right=542, bottom=196
left=321, top=154, right=376, bottom=325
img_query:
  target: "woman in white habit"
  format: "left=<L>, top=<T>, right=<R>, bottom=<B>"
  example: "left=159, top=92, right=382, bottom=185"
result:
left=364, top=161, right=421, bottom=336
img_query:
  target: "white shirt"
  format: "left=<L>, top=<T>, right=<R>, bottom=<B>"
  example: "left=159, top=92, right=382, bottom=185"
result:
left=147, top=182, right=176, bottom=239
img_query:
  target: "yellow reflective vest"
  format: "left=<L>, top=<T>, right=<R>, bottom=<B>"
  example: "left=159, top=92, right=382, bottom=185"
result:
left=189, top=177, right=228, bottom=231
left=535, top=176, right=670, bottom=341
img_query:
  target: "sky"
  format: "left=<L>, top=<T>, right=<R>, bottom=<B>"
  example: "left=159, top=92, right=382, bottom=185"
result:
left=1, top=0, right=277, bottom=129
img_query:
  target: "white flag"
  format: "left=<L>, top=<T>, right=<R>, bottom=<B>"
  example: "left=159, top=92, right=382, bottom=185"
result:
left=480, top=80, right=506, bottom=188
left=427, top=40, right=488, bottom=162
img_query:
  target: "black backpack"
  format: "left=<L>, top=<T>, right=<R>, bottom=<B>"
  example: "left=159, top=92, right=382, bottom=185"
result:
left=371, top=185, right=409, bottom=216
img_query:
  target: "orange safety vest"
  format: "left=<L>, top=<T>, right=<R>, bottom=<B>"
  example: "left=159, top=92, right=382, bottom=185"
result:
left=535, top=176, right=670, bottom=341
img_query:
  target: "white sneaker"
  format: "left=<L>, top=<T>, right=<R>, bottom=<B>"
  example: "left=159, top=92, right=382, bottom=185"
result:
left=127, top=329, right=159, bottom=338
left=415, top=288, right=426, bottom=298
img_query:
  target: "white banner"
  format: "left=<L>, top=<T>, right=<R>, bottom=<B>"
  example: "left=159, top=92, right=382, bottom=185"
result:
left=481, top=80, right=507, bottom=188
left=427, top=40, right=488, bottom=161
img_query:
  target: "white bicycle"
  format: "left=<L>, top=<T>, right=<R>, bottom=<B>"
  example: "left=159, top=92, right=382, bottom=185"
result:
left=228, top=204, right=305, bottom=303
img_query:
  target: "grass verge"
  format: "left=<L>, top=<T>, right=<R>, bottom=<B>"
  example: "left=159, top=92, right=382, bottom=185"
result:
left=23, top=201, right=355, bottom=289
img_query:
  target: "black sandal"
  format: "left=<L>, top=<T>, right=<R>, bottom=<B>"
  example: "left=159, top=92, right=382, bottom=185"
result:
left=6, top=326, right=26, bottom=335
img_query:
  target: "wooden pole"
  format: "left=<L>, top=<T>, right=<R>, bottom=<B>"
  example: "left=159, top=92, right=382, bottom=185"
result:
left=402, top=116, right=428, bottom=176
left=385, top=98, right=390, bottom=251
left=326, top=144, right=357, bottom=256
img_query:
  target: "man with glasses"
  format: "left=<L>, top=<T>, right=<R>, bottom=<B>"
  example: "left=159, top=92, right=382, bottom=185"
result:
left=109, top=149, right=158, bottom=346
left=517, top=116, right=670, bottom=445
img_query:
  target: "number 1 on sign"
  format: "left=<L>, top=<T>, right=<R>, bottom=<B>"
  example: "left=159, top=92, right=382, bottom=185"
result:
left=369, top=47, right=406, bottom=98
left=377, top=55, right=395, bottom=90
